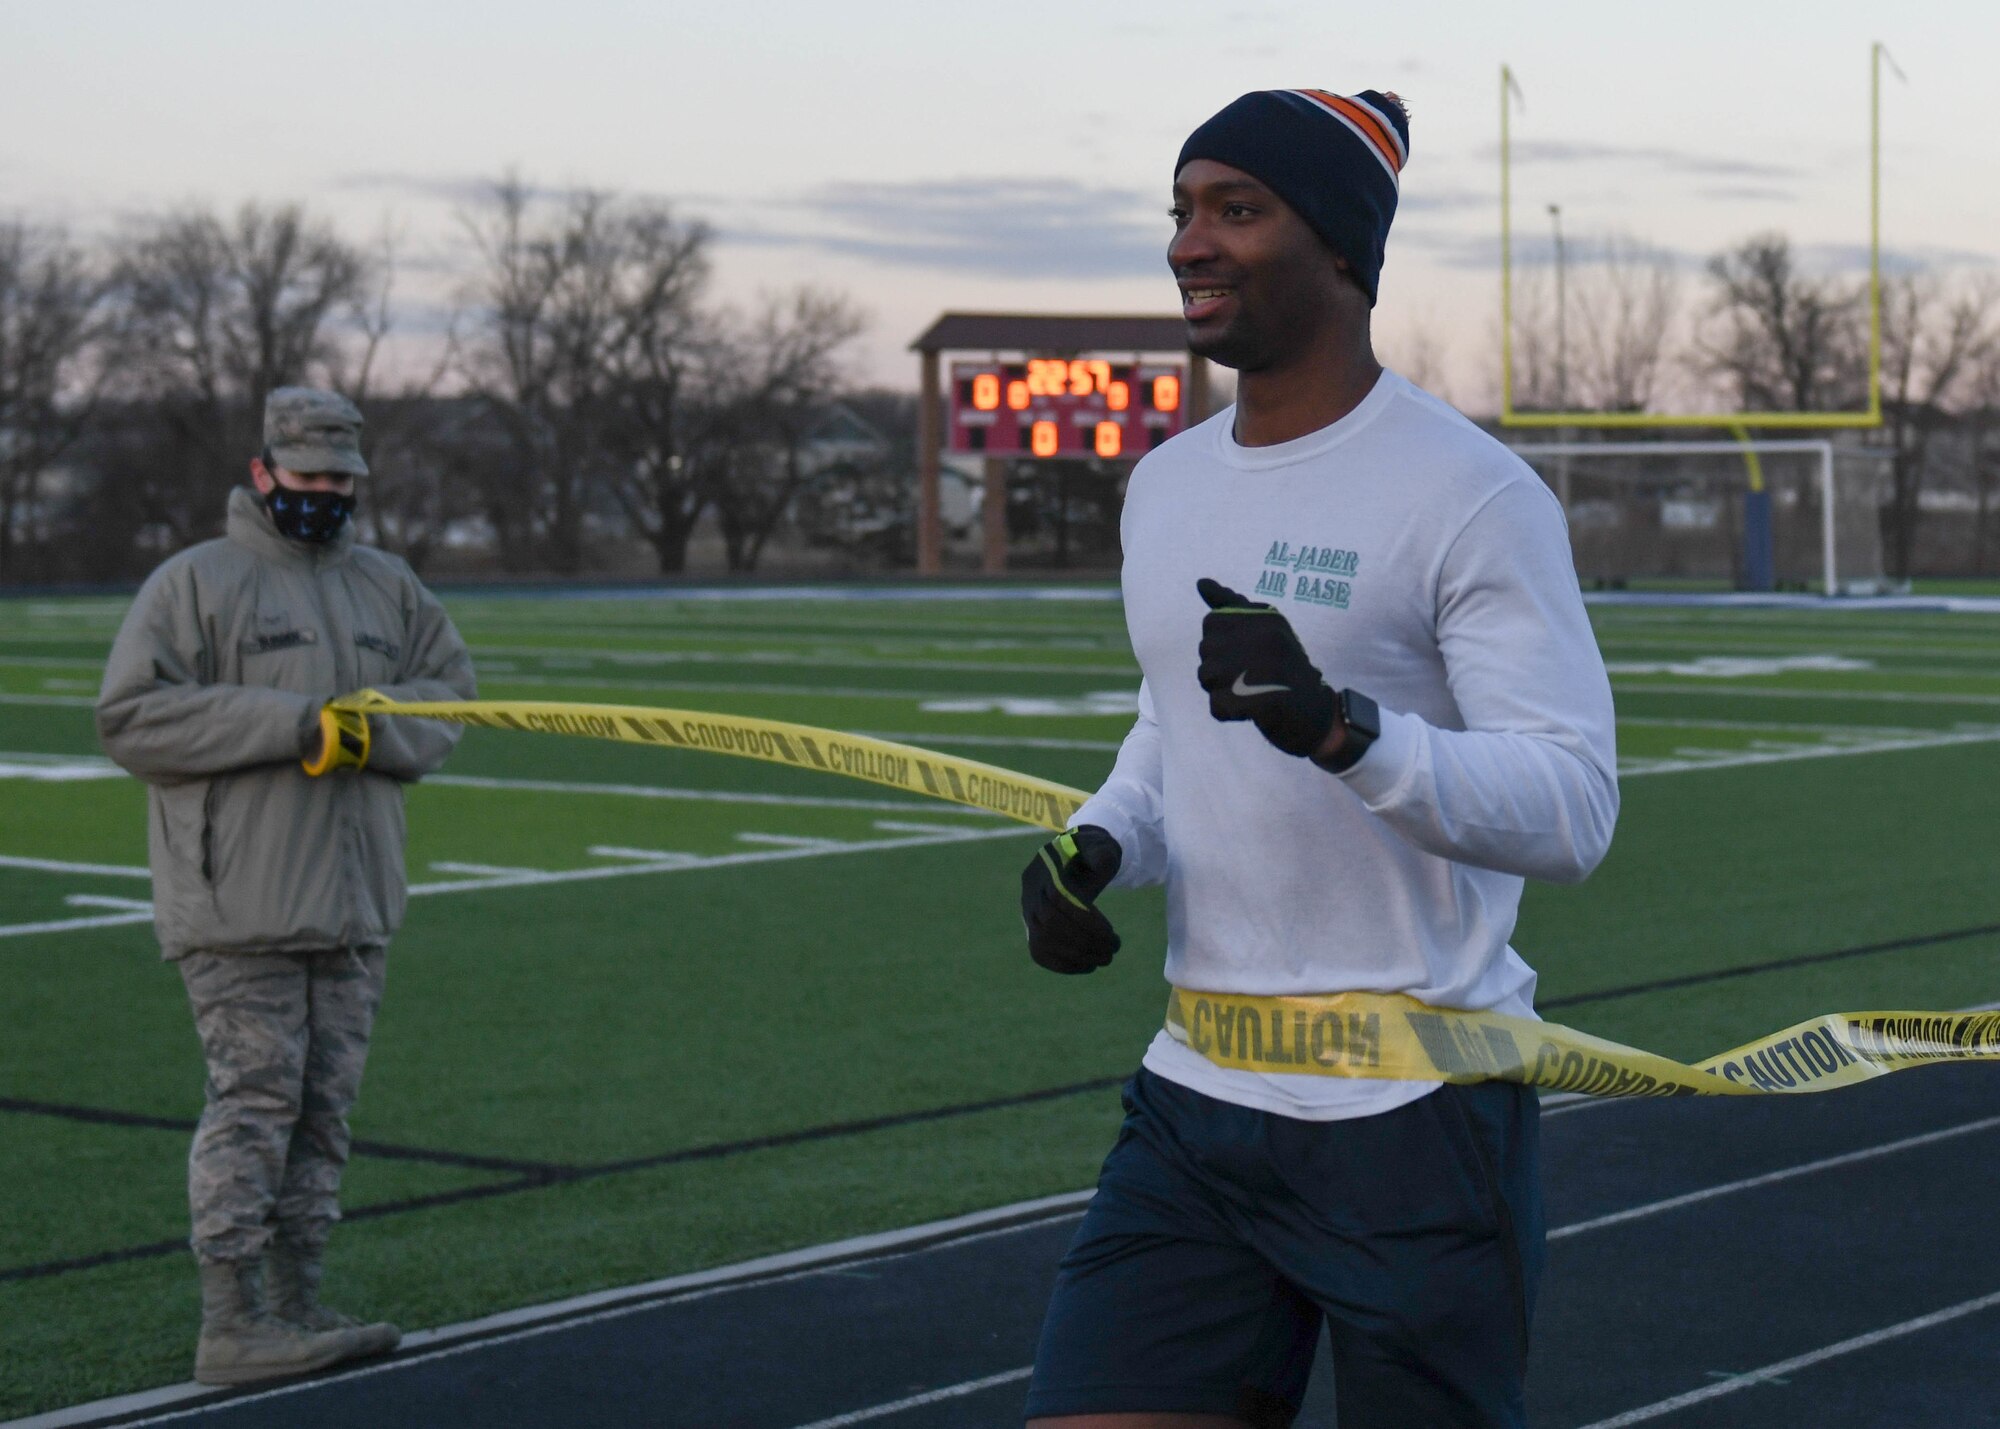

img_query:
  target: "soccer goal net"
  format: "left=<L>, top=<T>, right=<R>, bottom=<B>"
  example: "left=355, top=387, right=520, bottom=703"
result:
left=1507, top=440, right=1893, bottom=596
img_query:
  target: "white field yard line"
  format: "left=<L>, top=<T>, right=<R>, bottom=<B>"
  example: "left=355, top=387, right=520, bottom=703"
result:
left=1617, top=725, right=2000, bottom=778
left=424, top=772, right=1008, bottom=815
left=0, top=691, right=95, bottom=708
left=0, top=854, right=151, bottom=879
left=2, top=723, right=1994, bottom=936
left=490, top=672, right=1066, bottom=703
left=1617, top=681, right=2000, bottom=706
left=0, top=754, right=1020, bottom=811
left=0, top=675, right=1091, bottom=706
left=399, top=824, right=1032, bottom=896
left=0, top=827, right=1032, bottom=940
left=1597, top=636, right=2000, bottom=660
left=1613, top=716, right=1946, bottom=737
left=13, top=676, right=2000, bottom=711
left=0, top=654, right=104, bottom=669
left=470, top=642, right=1139, bottom=678
left=857, top=729, right=1123, bottom=752
left=1620, top=662, right=2000, bottom=684
left=449, top=620, right=1130, bottom=649
left=0, top=910, right=155, bottom=938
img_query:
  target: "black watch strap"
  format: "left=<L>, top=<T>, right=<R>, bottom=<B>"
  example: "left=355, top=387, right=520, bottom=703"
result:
left=1313, top=688, right=1380, bottom=774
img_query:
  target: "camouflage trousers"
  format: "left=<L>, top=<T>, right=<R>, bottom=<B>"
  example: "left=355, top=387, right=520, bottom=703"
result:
left=179, top=947, right=387, bottom=1263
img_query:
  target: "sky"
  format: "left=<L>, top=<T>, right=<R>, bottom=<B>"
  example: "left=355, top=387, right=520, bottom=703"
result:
left=4, top=0, right=1997, bottom=409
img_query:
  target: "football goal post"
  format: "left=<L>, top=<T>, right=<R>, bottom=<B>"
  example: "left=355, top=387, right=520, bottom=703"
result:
left=1509, top=439, right=1893, bottom=597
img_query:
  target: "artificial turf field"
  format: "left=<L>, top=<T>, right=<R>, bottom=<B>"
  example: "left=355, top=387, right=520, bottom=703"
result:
left=3, top=586, right=1999, bottom=1419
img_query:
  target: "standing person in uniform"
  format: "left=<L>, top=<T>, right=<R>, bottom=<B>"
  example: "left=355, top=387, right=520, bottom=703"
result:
left=1017, top=91, right=1619, bottom=1428
left=97, top=387, right=476, bottom=1386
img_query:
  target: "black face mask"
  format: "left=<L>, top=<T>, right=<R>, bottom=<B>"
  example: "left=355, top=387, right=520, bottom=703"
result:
left=265, top=485, right=355, bottom=544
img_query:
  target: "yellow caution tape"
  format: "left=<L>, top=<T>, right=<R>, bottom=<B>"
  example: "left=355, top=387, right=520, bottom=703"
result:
left=1165, top=990, right=2000, bottom=1097
left=339, top=690, right=2000, bottom=1098
left=332, top=691, right=1087, bottom=830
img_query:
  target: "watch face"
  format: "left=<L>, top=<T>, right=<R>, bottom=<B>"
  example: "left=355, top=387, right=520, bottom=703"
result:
left=1343, top=689, right=1381, bottom=742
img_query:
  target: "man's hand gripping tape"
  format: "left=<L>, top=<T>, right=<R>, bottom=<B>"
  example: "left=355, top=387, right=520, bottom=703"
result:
left=302, top=703, right=371, bottom=777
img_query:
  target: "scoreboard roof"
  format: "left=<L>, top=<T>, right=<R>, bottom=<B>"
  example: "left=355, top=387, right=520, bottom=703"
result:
left=911, top=312, right=1189, bottom=355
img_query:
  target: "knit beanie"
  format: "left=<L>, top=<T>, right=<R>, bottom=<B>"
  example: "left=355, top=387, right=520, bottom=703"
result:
left=1176, top=89, right=1409, bottom=306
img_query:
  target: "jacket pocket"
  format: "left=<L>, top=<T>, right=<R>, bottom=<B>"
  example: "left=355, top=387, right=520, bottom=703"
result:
left=149, top=780, right=218, bottom=952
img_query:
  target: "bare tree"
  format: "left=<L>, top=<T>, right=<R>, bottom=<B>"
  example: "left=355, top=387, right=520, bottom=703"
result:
left=1504, top=237, right=1685, bottom=416
left=460, top=180, right=710, bottom=573
left=1700, top=233, right=1868, bottom=414
left=1572, top=235, right=1683, bottom=413
left=0, top=223, right=108, bottom=578
left=596, top=209, right=717, bottom=575
left=1503, top=262, right=1561, bottom=412
left=700, top=288, right=867, bottom=572
left=1878, top=272, right=1997, bottom=579
left=332, top=231, right=469, bottom=573
left=108, top=203, right=368, bottom=546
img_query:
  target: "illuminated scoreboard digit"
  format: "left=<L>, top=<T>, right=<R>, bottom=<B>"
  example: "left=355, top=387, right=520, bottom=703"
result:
left=948, top=357, right=1188, bottom=459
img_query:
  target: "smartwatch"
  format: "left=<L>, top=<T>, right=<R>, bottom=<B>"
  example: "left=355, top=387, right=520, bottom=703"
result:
left=1312, top=688, right=1380, bottom=774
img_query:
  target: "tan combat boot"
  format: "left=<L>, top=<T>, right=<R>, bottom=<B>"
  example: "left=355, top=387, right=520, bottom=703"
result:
left=193, top=1258, right=375, bottom=1386
left=267, top=1238, right=401, bottom=1358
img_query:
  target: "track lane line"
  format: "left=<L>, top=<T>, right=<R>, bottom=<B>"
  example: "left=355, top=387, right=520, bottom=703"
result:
left=782, top=1367, right=1035, bottom=1429
left=1548, top=1113, right=2000, bottom=1239
left=1571, top=1288, right=2000, bottom=1428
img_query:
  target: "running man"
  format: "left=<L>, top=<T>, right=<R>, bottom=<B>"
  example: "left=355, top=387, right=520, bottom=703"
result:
left=1017, top=90, right=1619, bottom=1428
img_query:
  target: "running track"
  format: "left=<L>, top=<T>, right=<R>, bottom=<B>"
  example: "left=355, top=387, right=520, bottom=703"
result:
left=18, top=1059, right=2000, bottom=1429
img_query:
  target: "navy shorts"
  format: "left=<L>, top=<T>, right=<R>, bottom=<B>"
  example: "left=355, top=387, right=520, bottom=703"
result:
left=1025, top=1067, right=1543, bottom=1428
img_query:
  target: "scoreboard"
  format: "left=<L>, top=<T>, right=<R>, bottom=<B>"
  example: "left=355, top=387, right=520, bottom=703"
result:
left=948, top=358, right=1187, bottom=460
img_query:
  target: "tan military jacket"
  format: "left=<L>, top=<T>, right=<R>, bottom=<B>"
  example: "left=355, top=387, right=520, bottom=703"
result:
left=96, top=487, right=476, bottom=957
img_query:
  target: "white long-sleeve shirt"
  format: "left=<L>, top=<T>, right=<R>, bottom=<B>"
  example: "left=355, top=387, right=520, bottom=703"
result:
left=1075, top=370, right=1619, bottom=1121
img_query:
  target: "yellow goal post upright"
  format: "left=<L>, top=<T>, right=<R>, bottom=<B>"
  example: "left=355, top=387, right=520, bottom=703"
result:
left=1497, top=46, right=1897, bottom=592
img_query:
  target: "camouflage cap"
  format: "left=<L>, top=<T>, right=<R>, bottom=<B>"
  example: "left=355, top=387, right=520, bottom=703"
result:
left=264, top=387, right=369, bottom=477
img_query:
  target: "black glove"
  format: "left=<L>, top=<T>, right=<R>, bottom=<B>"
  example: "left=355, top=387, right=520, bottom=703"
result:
left=1195, top=577, right=1337, bottom=758
left=1020, top=825, right=1123, bottom=975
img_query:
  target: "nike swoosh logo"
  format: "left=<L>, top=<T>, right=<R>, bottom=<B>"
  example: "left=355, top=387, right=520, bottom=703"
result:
left=1231, top=675, right=1289, bottom=697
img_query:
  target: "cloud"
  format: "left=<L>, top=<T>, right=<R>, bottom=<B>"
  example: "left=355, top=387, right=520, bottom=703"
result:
left=333, top=172, right=534, bottom=206
left=332, top=172, right=729, bottom=211
left=1398, top=227, right=1700, bottom=271
left=1698, top=184, right=1801, bottom=204
left=1498, top=140, right=1805, bottom=181
left=721, top=177, right=1169, bottom=282
left=1398, top=186, right=1492, bottom=214
left=1796, top=242, right=1997, bottom=275
left=1398, top=228, right=1999, bottom=278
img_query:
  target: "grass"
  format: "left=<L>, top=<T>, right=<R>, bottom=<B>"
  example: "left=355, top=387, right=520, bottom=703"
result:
left=3, top=587, right=1999, bottom=1415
